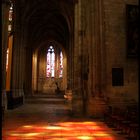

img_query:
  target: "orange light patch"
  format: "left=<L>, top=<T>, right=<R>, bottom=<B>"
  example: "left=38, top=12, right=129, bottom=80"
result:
left=45, top=126, right=62, bottom=130
left=3, top=121, right=126, bottom=140
left=77, top=136, right=95, bottom=140
left=92, top=131, right=112, bottom=137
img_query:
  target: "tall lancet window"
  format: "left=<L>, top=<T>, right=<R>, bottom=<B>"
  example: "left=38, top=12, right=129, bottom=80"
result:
left=46, top=46, right=55, bottom=77
left=6, top=3, right=13, bottom=72
left=8, top=3, right=13, bottom=33
left=59, top=51, right=63, bottom=77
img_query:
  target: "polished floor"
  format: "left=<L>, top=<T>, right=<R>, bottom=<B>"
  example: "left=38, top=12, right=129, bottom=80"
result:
left=2, top=95, right=128, bottom=140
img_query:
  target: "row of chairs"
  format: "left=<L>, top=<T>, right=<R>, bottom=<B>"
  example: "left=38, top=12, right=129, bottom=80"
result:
left=104, top=105, right=139, bottom=139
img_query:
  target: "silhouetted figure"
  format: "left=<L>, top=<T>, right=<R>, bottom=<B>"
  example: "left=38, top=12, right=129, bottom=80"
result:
left=55, top=82, right=60, bottom=94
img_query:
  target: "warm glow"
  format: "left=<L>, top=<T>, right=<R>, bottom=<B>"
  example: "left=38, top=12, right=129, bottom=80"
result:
left=3, top=121, right=126, bottom=140
left=10, top=133, right=21, bottom=136
left=77, top=136, right=94, bottom=140
left=6, top=48, right=9, bottom=72
left=58, top=122, right=75, bottom=126
left=92, top=131, right=111, bottom=137
left=45, top=126, right=62, bottom=130
left=83, top=122, right=97, bottom=125
left=88, top=125, right=109, bottom=131
left=6, top=35, right=13, bottom=91
left=60, top=127, right=73, bottom=130
left=9, top=132, right=42, bottom=137
left=24, top=133, right=41, bottom=137
left=23, top=125, right=33, bottom=128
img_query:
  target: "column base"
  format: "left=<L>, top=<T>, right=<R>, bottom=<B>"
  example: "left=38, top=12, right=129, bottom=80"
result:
left=2, top=90, right=7, bottom=110
left=6, top=89, right=24, bottom=109
left=87, top=96, right=107, bottom=119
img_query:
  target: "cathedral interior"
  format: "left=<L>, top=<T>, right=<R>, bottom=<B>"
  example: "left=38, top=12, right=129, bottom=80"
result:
left=2, top=0, right=139, bottom=140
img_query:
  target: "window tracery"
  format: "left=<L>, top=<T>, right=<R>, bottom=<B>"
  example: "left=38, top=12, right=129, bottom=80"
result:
left=46, top=46, right=63, bottom=78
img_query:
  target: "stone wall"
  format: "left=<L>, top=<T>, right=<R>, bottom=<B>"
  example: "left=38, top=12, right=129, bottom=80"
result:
left=73, top=0, right=139, bottom=116
left=104, top=0, right=139, bottom=102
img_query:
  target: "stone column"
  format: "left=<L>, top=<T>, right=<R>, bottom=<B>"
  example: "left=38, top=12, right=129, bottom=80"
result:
left=18, top=21, right=28, bottom=99
left=24, top=45, right=33, bottom=95
left=2, top=0, right=11, bottom=110
left=11, top=3, right=20, bottom=94
left=91, top=0, right=106, bottom=97
left=72, top=0, right=84, bottom=116
left=86, top=0, right=107, bottom=118
left=7, top=1, right=25, bottom=109
left=97, top=0, right=106, bottom=97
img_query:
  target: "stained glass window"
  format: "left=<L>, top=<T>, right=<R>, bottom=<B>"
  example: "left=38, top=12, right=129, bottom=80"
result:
left=46, top=46, right=55, bottom=77
left=6, top=3, right=13, bottom=72
left=46, top=47, right=63, bottom=78
left=59, top=51, right=63, bottom=77
left=6, top=48, right=9, bottom=72
left=8, top=3, right=13, bottom=32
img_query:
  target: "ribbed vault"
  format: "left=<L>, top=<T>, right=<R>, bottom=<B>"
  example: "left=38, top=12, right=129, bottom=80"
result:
left=19, top=0, right=76, bottom=50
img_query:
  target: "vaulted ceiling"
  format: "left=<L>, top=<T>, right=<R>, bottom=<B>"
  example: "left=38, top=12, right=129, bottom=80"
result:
left=16, top=0, right=76, bottom=50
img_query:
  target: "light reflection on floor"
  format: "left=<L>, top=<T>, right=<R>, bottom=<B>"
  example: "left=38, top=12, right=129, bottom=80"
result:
left=2, top=121, right=126, bottom=140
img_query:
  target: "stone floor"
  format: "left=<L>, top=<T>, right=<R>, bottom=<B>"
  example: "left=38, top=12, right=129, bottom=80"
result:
left=2, top=95, right=129, bottom=140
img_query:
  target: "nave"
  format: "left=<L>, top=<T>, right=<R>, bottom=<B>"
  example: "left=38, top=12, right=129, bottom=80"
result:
left=2, top=94, right=134, bottom=140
